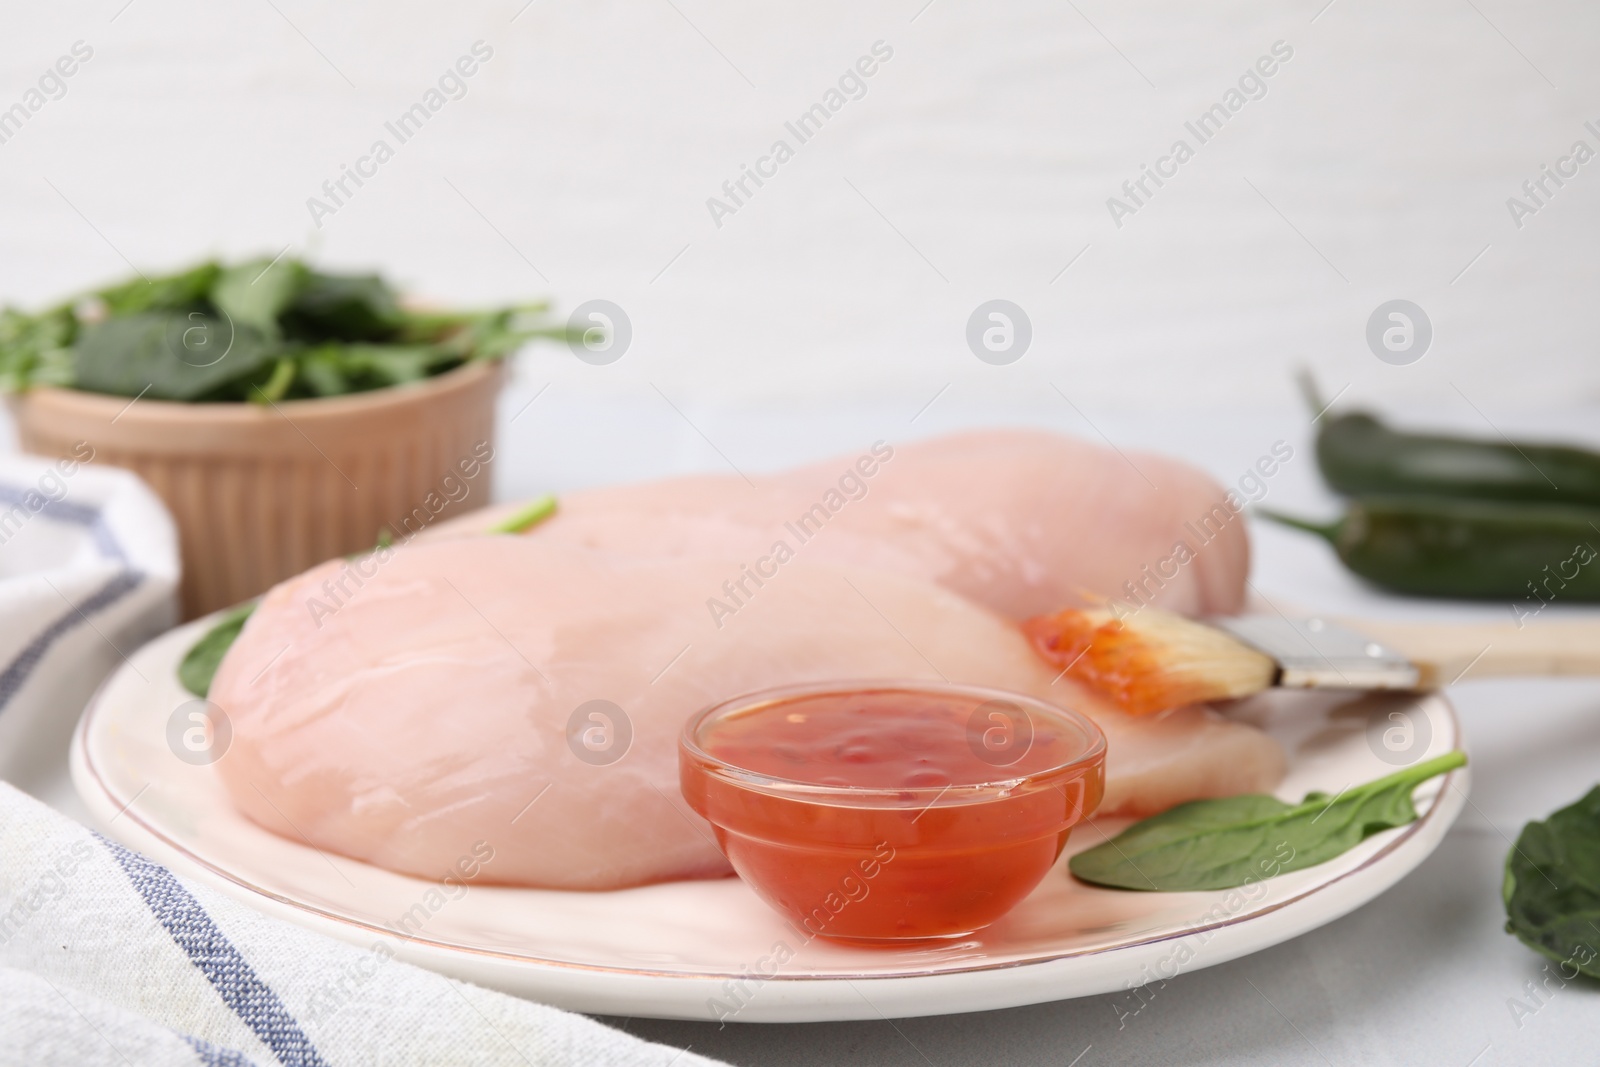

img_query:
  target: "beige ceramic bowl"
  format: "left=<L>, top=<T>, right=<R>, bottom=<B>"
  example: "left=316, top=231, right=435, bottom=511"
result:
left=8, top=360, right=503, bottom=619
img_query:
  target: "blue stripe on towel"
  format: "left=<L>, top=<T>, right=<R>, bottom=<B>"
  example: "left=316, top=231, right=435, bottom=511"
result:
left=180, top=1032, right=265, bottom=1067
left=0, top=485, right=128, bottom=563
left=101, top=837, right=330, bottom=1067
left=0, top=570, right=144, bottom=714
left=89, top=516, right=128, bottom=564
left=0, top=485, right=102, bottom=526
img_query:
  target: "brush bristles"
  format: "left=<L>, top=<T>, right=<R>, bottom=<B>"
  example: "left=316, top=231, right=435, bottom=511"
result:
left=1021, top=604, right=1277, bottom=715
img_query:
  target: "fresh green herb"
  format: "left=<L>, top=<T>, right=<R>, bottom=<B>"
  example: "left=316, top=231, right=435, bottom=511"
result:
left=96, top=261, right=221, bottom=317
left=178, top=601, right=258, bottom=697
left=1070, top=750, right=1466, bottom=891
left=251, top=358, right=297, bottom=404
left=1504, top=786, right=1600, bottom=978
left=0, top=304, right=76, bottom=391
left=281, top=269, right=404, bottom=341
left=488, top=494, right=559, bottom=534
left=71, top=313, right=279, bottom=401
left=211, top=258, right=304, bottom=339
left=0, top=258, right=570, bottom=402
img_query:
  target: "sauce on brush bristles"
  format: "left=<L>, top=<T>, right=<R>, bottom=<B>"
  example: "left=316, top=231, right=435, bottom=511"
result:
left=1022, top=606, right=1277, bottom=715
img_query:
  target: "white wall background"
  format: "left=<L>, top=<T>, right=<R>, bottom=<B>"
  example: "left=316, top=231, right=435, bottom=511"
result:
left=0, top=0, right=1595, bottom=441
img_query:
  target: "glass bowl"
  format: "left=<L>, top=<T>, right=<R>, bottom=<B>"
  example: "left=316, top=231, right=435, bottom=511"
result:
left=679, top=680, right=1107, bottom=942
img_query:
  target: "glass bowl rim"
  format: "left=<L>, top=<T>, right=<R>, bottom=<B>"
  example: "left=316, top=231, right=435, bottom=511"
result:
left=678, top=679, right=1108, bottom=807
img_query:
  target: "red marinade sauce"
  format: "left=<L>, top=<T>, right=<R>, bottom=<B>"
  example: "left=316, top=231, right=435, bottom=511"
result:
left=681, top=686, right=1105, bottom=942
left=702, top=690, right=1075, bottom=787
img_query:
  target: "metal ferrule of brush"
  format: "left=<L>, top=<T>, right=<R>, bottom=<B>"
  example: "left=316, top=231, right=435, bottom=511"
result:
left=1211, top=616, right=1422, bottom=691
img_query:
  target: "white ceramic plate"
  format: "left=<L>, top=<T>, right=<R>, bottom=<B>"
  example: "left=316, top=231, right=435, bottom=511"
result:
left=73, top=616, right=1467, bottom=1023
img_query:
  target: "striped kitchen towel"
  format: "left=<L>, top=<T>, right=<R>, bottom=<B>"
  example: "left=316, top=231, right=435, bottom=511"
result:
left=0, top=452, right=178, bottom=794
left=0, top=782, right=723, bottom=1067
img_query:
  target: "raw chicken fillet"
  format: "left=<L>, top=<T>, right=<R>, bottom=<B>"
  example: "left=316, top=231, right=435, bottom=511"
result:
left=431, top=429, right=1251, bottom=620
left=212, top=538, right=1285, bottom=890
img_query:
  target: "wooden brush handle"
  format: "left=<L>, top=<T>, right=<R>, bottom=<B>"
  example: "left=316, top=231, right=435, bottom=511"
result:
left=1341, top=618, right=1600, bottom=687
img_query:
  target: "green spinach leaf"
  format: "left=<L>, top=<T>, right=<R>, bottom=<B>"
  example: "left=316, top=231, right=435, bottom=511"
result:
left=178, top=601, right=257, bottom=697
left=298, top=345, right=352, bottom=397
left=95, top=262, right=220, bottom=316
left=250, top=357, right=298, bottom=404
left=72, top=312, right=279, bottom=400
left=2, top=258, right=567, bottom=400
left=1070, top=750, right=1466, bottom=891
left=1504, top=786, right=1600, bottom=978
left=211, top=258, right=307, bottom=339
left=0, top=305, right=77, bottom=390
left=282, top=271, right=403, bottom=341
left=339, top=343, right=453, bottom=386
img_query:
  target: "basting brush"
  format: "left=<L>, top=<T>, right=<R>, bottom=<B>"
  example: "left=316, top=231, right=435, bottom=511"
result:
left=1021, top=604, right=1600, bottom=715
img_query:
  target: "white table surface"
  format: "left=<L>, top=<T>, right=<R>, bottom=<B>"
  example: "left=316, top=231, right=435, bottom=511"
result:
left=8, top=380, right=1600, bottom=1067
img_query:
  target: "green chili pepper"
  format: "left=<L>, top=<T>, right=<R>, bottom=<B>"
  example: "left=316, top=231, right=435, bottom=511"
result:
left=1259, top=497, right=1600, bottom=600
left=1301, top=372, right=1600, bottom=506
